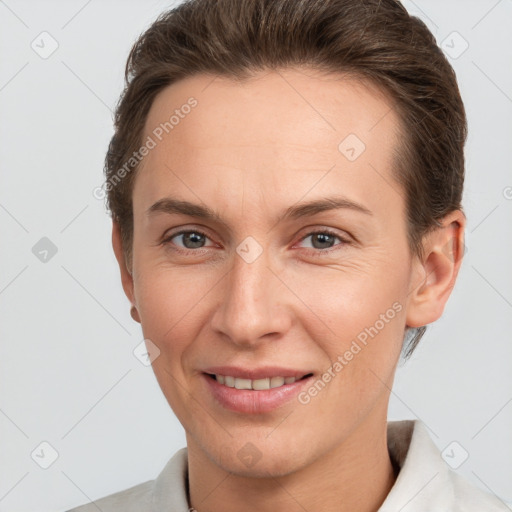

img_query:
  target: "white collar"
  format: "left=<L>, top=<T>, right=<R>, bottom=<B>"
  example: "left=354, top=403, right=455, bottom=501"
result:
left=150, top=420, right=508, bottom=511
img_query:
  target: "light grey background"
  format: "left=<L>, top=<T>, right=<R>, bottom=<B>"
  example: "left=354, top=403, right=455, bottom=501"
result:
left=0, top=1, right=511, bottom=510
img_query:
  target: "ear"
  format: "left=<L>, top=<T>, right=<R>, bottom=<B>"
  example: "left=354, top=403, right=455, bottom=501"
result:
left=112, top=219, right=140, bottom=323
left=406, top=210, right=466, bottom=328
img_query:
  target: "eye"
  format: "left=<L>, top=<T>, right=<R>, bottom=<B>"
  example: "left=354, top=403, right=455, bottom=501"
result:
left=297, top=229, right=347, bottom=251
left=163, top=229, right=216, bottom=250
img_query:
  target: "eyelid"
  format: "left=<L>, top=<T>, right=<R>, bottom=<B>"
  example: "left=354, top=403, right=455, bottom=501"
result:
left=161, top=224, right=217, bottom=242
left=160, top=225, right=353, bottom=253
left=161, top=228, right=216, bottom=247
left=294, top=228, right=350, bottom=250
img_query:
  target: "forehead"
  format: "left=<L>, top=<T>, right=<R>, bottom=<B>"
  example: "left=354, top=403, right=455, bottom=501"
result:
left=135, top=68, right=402, bottom=216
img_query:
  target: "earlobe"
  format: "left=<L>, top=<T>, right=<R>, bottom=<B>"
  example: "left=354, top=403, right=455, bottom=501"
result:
left=112, top=220, right=139, bottom=321
left=406, top=210, right=466, bottom=329
left=130, top=305, right=141, bottom=323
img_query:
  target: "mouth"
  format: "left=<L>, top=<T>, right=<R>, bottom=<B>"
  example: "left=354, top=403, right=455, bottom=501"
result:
left=201, top=368, right=315, bottom=414
left=204, top=372, right=313, bottom=390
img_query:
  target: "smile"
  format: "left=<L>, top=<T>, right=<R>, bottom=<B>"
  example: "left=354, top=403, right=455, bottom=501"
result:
left=209, top=373, right=309, bottom=390
left=202, top=371, right=314, bottom=414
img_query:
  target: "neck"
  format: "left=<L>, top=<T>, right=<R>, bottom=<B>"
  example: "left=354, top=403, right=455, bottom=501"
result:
left=187, top=413, right=397, bottom=512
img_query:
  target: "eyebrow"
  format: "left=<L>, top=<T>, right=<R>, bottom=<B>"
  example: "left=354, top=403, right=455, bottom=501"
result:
left=146, top=195, right=372, bottom=224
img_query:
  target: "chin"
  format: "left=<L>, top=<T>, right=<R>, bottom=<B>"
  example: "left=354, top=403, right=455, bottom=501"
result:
left=209, top=441, right=309, bottom=479
left=228, top=454, right=302, bottom=479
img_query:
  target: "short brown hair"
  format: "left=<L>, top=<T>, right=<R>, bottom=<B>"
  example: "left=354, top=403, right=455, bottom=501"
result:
left=104, top=0, right=467, bottom=356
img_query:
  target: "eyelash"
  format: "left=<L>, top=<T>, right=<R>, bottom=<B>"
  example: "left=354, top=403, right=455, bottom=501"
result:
left=297, top=229, right=348, bottom=254
left=162, top=228, right=349, bottom=256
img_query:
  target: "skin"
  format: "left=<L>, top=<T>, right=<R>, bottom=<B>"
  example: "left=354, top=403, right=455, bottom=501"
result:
left=112, top=68, right=465, bottom=512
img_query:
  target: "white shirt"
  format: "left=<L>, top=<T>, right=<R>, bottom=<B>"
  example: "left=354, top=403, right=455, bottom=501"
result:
left=66, top=420, right=509, bottom=511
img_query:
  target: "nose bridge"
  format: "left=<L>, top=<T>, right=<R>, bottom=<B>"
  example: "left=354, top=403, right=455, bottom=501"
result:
left=211, top=246, right=290, bottom=345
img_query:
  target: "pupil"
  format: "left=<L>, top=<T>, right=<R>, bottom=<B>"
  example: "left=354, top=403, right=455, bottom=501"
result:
left=181, top=232, right=335, bottom=250
left=184, top=232, right=205, bottom=248
left=313, top=233, right=333, bottom=249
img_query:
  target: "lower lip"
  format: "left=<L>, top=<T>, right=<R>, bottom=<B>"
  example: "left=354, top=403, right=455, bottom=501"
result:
left=202, top=373, right=313, bottom=414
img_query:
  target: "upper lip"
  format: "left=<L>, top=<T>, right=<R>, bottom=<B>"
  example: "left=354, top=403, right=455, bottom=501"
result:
left=202, top=366, right=313, bottom=380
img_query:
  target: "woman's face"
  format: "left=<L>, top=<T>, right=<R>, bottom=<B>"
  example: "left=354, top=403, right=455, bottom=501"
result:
left=121, top=68, right=425, bottom=476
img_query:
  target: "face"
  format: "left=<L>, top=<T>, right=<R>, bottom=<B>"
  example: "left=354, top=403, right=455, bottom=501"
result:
left=119, top=68, right=426, bottom=477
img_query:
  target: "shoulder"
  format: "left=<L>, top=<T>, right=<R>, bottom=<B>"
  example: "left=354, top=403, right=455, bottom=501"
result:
left=447, top=470, right=510, bottom=511
left=65, top=479, right=154, bottom=512
left=382, top=420, right=510, bottom=511
left=65, top=447, right=190, bottom=512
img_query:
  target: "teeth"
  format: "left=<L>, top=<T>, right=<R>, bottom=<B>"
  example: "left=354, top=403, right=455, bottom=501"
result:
left=235, top=378, right=252, bottom=390
left=252, top=378, right=270, bottom=390
left=214, top=374, right=298, bottom=390
left=270, top=376, right=285, bottom=388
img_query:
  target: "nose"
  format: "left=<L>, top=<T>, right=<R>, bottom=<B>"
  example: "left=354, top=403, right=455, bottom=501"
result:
left=210, top=246, right=292, bottom=347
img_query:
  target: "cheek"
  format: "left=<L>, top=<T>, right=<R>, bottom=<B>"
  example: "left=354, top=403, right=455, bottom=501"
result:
left=282, top=262, right=407, bottom=405
left=280, top=256, right=408, bottom=344
left=132, top=268, right=213, bottom=423
left=135, top=252, right=216, bottom=314
left=133, top=266, right=213, bottom=363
